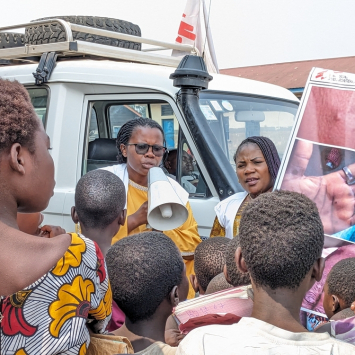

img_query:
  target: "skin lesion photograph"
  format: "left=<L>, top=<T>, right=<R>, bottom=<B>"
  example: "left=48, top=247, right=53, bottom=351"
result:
left=297, top=85, right=355, bottom=150
left=280, top=139, right=355, bottom=240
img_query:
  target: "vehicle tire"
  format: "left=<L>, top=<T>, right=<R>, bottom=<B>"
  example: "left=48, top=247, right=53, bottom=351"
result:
left=25, top=16, right=142, bottom=50
left=0, top=32, right=25, bottom=48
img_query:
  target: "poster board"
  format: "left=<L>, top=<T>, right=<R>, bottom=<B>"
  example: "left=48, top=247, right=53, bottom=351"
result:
left=275, top=68, right=355, bottom=321
left=276, top=68, right=355, bottom=247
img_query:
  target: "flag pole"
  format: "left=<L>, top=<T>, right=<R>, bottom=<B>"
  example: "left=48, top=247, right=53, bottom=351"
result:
left=201, top=0, right=219, bottom=73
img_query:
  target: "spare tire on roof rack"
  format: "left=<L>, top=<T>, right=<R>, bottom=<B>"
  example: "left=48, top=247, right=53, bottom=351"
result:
left=0, top=32, right=25, bottom=49
left=25, top=16, right=142, bottom=51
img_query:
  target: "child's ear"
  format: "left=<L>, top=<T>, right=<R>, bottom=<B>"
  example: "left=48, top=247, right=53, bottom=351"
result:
left=332, top=295, right=340, bottom=313
left=189, top=274, right=200, bottom=294
left=235, top=247, right=248, bottom=274
left=118, top=209, right=127, bottom=226
left=169, top=286, right=180, bottom=307
left=9, top=143, right=26, bottom=175
left=312, top=257, right=325, bottom=282
left=71, top=206, right=79, bottom=224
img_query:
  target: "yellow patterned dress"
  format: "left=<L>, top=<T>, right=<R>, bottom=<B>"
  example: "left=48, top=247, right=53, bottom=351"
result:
left=210, top=195, right=251, bottom=238
left=0, top=233, right=112, bottom=355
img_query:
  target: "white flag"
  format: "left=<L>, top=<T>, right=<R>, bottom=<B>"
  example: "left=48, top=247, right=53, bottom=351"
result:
left=172, top=0, right=219, bottom=74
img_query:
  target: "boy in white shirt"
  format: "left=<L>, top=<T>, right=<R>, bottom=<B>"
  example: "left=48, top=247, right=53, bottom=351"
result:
left=177, top=191, right=355, bottom=354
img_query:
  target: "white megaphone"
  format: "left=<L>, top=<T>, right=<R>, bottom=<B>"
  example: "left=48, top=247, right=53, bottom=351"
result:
left=147, top=167, right=188, bottom=230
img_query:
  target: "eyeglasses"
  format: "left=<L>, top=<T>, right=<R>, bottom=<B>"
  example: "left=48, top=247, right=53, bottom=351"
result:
left=126, top=143, right=167, bottom=157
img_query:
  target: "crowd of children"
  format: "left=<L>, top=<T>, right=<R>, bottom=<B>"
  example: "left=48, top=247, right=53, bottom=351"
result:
left=2, top=78, right=355, bottom=354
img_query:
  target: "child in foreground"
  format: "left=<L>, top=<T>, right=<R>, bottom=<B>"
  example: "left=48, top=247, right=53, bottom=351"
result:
left=205, top=272, right=233, bottom=294
left=166, top=237, right=250, bottom=347
left=224, top=234, right=251, bottom=287
left=72, top=169, right=127, bottom=333
left=71, top=169, right=126, bottom=257
left=176, top=191, right=355, bottom=354
left=323, top=258, right=355, bottom=320
left=190, top=237, right=230, bottom=295
left=164, top=237, right=230, bottom=347
left=0, top=78, right=111, bottom=354
left=315, top=258, right=355, bottom=343
left=106, top=231, right=189, bottom=354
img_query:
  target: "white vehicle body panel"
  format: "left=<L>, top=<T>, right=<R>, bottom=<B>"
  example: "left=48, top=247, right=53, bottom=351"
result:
left=1, top=61, right=298, bottom=101
left=0, top=60, right=298, bottom=237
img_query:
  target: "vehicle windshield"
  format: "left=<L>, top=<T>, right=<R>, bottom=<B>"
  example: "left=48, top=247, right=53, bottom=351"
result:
left=199, top=91, right=299, bottom=168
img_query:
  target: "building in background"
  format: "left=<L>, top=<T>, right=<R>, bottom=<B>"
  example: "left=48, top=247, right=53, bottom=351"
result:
left=221, top=56, right=355, bottom=99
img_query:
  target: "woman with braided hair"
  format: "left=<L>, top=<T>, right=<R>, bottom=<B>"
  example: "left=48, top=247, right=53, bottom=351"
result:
left=210, top=136, right=280, bottom=239
left=102, top=118, right=200, bottom=299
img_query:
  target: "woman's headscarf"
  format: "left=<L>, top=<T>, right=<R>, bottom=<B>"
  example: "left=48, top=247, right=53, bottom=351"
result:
left=234, top=136, right=281, bottom=182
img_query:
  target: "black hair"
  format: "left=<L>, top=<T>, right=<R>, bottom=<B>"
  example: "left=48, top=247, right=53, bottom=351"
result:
left=233, top=136, right=280, bottom=183
left=239, top=190, right=324, bottom=290
left=327, top=258, right=355, bottom=307
left=106, top=231, right=184, bottom=323
left=194, top=237, right=230, bottom=292
left=205, top=272, right=233, bottom=295
left=116, top=117, right=166, bottom=164
left=225, top=235, right=251, bottom=287
left=166, top=149, right=177, bottom=161
left=75, top=170, right=125, bottom=229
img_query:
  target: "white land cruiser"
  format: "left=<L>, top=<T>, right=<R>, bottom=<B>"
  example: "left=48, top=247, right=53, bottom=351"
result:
left=0, top=17, right=299, bottom=237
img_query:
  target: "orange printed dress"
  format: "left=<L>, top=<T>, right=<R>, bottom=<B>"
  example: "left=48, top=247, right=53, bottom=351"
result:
left=0, top=233, right=112, bottom=355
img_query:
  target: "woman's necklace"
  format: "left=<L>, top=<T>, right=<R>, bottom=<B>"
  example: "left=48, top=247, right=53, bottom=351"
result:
left=128, top=179, right=148, bottom=192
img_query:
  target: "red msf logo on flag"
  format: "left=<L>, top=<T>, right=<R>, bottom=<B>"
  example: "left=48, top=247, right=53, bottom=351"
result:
left=176, top=14, right=196, bottom=43
left=172, top=0, right=219, bottom=73
left=173, top=0, right=200, bottom=47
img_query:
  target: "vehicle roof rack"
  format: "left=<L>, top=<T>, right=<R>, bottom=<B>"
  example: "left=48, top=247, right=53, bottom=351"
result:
left=0, top=19, right=198, bottom=67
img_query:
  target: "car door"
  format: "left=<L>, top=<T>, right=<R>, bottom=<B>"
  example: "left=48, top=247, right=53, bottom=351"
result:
left=62, top=92, right=219, bottom=237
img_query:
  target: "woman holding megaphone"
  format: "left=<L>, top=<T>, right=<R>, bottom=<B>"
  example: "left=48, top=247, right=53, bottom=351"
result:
left=103, top=118, right=201, bottom=299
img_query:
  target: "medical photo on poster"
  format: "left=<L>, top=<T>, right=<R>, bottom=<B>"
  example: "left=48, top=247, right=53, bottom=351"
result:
left=281, top=139, right=355, bottom=240
left=277, top=69, right=355, bottom=243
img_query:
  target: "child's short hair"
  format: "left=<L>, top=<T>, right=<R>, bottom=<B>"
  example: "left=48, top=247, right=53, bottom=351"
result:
left=205, top=273, right=233, bottom=294
left=327, top=258, right=355, bottom=307
left=0, top=79, right=39, bottom=154
left=75, top=170, right=125, bottom=229
left=106, top=231, right=184, bottom=323
left=194, top=237, right=230, bottom=292
left=225, top=235, right=251, bottom=287
left=239, top=190, right=324, bottom=290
